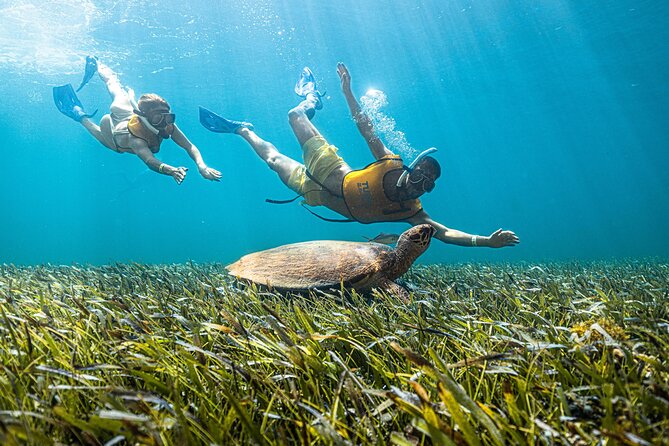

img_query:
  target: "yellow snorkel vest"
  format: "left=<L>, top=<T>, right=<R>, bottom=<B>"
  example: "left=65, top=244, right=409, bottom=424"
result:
left=127, top=115, right=163, bottom=150
left=342, top=155, right=422, bottom=223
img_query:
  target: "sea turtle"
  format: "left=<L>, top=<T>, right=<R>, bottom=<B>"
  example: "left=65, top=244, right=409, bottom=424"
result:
left=226, top=224, right=436, bottom=300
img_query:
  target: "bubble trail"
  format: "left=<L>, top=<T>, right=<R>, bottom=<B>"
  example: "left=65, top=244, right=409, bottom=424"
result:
left=360, top=89, right=417, bottom=160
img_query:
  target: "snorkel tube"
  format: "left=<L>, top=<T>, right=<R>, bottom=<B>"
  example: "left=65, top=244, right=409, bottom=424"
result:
left=128, top=89, right=170, bottom=137
left=396, top=147, right=438, bottom=188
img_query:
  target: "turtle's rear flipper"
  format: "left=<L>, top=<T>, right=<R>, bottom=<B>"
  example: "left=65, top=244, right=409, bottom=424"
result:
left=378, top=279, right=410, bottom=303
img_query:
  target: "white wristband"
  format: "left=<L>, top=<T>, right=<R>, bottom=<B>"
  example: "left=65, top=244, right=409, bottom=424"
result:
left=471, top=235, right=477, bottom=247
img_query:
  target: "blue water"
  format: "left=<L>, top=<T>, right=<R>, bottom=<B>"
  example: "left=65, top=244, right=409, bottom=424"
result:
left=1, top=0, right=667, bottom=265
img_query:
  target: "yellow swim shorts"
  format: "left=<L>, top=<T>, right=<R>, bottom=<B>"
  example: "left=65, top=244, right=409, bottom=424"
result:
left=287, top=135, right=345, bottom=206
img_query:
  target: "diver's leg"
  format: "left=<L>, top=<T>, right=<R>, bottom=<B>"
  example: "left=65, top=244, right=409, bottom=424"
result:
left=288, top=94, right=322, bottom=147
left=287, top=95, right=350, bottom=192
left=97, top=62, right=125, bottom=101
left=97, top=62, right=135, bottom=131
left=80, top=117, right=115, bottom=150
left=237, top=127, right=301, bottom=186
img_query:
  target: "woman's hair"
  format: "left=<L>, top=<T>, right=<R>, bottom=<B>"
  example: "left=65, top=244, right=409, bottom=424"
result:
left=137, top=93, right=170, bottom=114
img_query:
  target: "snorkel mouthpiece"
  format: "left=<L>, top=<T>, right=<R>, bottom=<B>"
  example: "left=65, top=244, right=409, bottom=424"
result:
left=396, top=147, right=438, bottom=188
left=159, top=123, right=175, bottom=139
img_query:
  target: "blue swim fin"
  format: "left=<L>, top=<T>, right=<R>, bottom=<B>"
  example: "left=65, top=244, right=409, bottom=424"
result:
left=295, top=67, right=325, bottom=119
left=76, top=55, right=98, bottom=92
left=53, top=84, right=98, bottom=122
left=294, top=67, right=325, bottom=98
left=199, top=106, right=253, bottom=133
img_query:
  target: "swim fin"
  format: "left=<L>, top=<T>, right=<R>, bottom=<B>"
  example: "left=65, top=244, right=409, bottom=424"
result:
left=294, top=67, right=325, bottom=98
left=295, top=67, right=325, bottom=119
left=53, top=84, right=98, bottom=122
left=199, top=106, right=253, bottom=133
left=76, top=55, right=98, bottom=92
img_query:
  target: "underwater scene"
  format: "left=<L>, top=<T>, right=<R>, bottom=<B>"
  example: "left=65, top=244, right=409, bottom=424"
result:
left=1, top=0, right=668, bottom=444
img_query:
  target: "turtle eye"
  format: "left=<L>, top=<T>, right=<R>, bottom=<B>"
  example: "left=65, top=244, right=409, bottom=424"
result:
left=409, top=233, right=426, bottom=246
left=408, top=234, right=423, bottom=245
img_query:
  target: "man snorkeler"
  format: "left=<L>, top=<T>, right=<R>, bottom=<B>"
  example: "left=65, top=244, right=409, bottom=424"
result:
left=199, top=63, right=519, bottom=248
left=53, top=56, right=221, bottom=185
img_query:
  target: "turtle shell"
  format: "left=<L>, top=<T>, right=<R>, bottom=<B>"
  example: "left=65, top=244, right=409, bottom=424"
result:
left=226, top=240, right=393, bottom=291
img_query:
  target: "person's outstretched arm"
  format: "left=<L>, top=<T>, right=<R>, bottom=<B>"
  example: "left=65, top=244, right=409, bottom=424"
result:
left=171, top=125, right=221, bottom=181
left=337, top=62, right=392, bottom=160
left=131, top=141, right=188, bottom=185
left=407, top=211, right=520, bottom=247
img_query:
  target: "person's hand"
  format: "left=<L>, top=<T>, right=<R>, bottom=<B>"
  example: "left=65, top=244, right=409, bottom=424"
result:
left=171, top=166, right=188, bottom=185
left=337, top=62, right=352, bottom=94
left=487, top=229, right=519, bottom=248
left=199, top=166, right=222, bottom=181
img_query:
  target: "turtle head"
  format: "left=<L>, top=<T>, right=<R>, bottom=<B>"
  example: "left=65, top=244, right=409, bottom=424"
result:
left=398, top=224, right=435, bottom=252
left=388, top=224, right=435, bottom=279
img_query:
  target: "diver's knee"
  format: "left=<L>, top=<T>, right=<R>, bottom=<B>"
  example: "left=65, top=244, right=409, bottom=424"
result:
left=266, top=152, right=281, bottom=169
left=288, top=106, right=307, bottom=124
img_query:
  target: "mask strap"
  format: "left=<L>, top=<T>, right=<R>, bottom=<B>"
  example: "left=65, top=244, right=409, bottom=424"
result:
left=128, top=88, right=160, bottom=135
left=396, top=147, right=438, bottom=188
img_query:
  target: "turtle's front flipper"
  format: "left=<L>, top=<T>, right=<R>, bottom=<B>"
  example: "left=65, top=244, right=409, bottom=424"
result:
left=378, top=279, right=411, bottom=303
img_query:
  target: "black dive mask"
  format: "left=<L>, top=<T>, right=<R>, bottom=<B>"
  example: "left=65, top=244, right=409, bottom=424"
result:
left=396, top=147, right=438, bottom=194
left=408, top=170, right=436, bottom=193
left=135, top=109, right=175, bottom=138
left=149, top=112, right=176, bottom=127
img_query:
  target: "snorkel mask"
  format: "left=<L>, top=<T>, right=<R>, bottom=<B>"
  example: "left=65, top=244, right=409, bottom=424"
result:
left=396, top=147, right=438, bottom=191
left=128, top=89, right=175, bottom=138
left=148, top=111, right=175, bottom=138
left=146, top=111, right=175, bottom=127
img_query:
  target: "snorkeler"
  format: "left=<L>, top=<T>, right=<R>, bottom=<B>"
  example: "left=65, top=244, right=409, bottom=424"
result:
left=53, top=56, right=221, bottom=185
left=199, top=63, right=519, bottom=248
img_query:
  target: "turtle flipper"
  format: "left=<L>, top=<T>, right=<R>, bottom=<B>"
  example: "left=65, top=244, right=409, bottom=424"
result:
left=378, top=279, right=410, bottom=303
